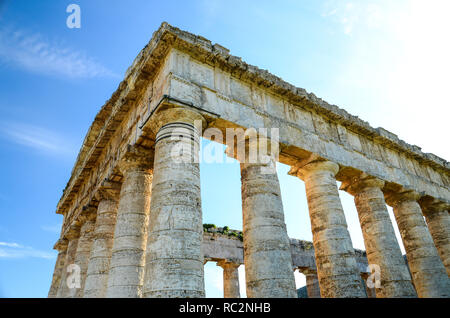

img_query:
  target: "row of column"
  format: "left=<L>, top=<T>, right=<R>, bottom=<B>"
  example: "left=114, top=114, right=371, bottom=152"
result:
left=49, top=105, right=450, bottom=298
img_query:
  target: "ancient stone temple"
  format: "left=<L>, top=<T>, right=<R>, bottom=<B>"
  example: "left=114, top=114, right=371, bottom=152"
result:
left=48, top=23, right=450, bottom=298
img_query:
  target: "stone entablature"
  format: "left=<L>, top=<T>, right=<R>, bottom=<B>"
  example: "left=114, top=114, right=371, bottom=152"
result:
left=202, top=229, right=370, bottom=274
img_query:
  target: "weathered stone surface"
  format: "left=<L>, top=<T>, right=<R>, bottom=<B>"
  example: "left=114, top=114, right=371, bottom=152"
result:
left=56, top=225, right=80, bottom=298
left=295, top=159, right=366, bottom=298
left=239, top=137, right=297, bottom=298
left=69, top=211, right=96, bottom=298
left=341, top=174, right=416, bottom=297
left=106, top=146, right=153, bottom=298
left=386, top=191, right=450, bottom=297
left=298, top=268, right=321, bottom=298
left=143, top=107, right=205, bottom=298
left=84, top=181, right=120, bottom=298
left=47, top=239, right=68, bottom=298
left=217, top=260, right=240, bottom=298
left=420, top=198, right=450, bottom=276
left=202, top=229, right=370, bottom=274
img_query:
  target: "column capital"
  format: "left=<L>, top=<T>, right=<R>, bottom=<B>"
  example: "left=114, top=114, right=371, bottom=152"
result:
left=147, top=105, right=206, bottom=135
left=65, top=223, right=81, bottom=240
left=419, top=196, right=450, bottom=215
left=78, top=205, right=97, bottom=224
left=290, top=155, right=339, bottom=180
left=118, top=144, right=154, bottom=173
left=385, top=190, right=421, bottom=207
left=94, top=179, right=122, bottom=202
left=53, top=238, right=68, bottom=252
left=297, top=267, right=317, bottom=276
left=340, top=173, right=385, bottom=196
left=226, top=134, right=278, bottom=164
left=217, top=260, right=241, bottom=270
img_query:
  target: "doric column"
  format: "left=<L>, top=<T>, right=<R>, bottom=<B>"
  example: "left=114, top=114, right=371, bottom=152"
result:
left=84, top=181, right=121, bottom=298
left=238, top=136, right=297, bottom=298
left=340, top=174, right=416, bottom=297
left=385, top=191, right=450, bottom=297
left=143, top=107, right=206, bottom=298
left=48, top=238, right=68, bottom=298
left=293, top=158, right=366, bottom=298
left=420, top=198, right=450, bottom=276
left=299, top=268, right=321, bottom=298
left=106, top=145, right=153, bottom=298
left=70, top=207, right=96, bottom=298
left=56, top=224, right=80, bottom=298
left=217, top=260, right=241, bottom=298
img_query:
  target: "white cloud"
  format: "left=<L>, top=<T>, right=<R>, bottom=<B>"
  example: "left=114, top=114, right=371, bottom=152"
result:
left=0, top=241, right=55, bottom=259
left=0, top=121, right=77, bottom=157
left=0, top=26, right=118, bottom=79
left=322, top=0, right=390, bottom=35
left=0, top=242, right=23, bottom=248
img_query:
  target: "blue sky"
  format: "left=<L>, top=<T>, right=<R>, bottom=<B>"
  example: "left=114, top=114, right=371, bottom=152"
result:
left=0, top=0, right=449, bottom=298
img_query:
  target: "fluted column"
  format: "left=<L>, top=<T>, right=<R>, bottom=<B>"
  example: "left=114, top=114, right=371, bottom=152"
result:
left=293, top=158, right=366, bottom=298
left=84, top=181, right=121, bottom=298
left=420, top=198, right=450, bottom=276
left=106, top=146, right=153, bottom=298
left=217, top=261, right=241, bottom=298
left=299, top=268, right=321, bottom=298
left=341, top=174, right=416, bottom=297
left=48, top=239, right=68, bottom=298
left=56, top=224, right=80, bottom=298
left=238, top=137, right=297, bottom=298
left=386, top=191, right=450, bottom=297
left=70, top=208, right=96, bottom=298
left=143, top=107, right=206, bottom=298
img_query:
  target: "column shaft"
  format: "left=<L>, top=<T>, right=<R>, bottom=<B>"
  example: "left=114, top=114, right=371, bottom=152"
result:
left=218, top=261, right=241, bottom=298
left=56, top=228, right=80, bottom=298
left=303, top=270, right=321, bottom=298
left=84, top=191, right=119, bottom=297
left=389, top=192, right=450, bottom=297
left=48, top=239, right=68, bottom=298
left=296, top=160, right=366, bottom=298
left=144, top=108, right=205, bottom=298
left=70, top=214, right=96, bottom=298
left=106, top=147, right=153, bottom=298
left=422, top=207, right=450, bottom=276
left=342, top=176, right=416, bottom=297
left=240, top=145, right=297, bottom=298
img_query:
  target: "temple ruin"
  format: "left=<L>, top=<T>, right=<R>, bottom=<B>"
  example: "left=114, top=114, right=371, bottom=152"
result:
left=48, top=23, right=450, bottom=298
